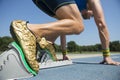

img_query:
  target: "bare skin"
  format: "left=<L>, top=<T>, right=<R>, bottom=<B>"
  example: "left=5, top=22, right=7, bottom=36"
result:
left=60, top=35, right=69, bottom=60
left=60, top=0, right=120, bottom=65
left=28, top=0, right=120, bottom=65
left=28, top=4, right=84, bottom=37
left=27, top=4, right=84, bottom=60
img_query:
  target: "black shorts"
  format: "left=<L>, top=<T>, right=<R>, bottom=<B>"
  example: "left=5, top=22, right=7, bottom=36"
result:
left=32, top=0, right=75, bottom=17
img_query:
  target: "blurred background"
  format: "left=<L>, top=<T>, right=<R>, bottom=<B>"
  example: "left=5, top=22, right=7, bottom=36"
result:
left=0, top=0, right=120, bottom=53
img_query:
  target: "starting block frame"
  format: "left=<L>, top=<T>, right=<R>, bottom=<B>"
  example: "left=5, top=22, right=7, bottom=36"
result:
left=40, top=60, right=72, bottom=69
left=0, top=42, right=36, bottom=80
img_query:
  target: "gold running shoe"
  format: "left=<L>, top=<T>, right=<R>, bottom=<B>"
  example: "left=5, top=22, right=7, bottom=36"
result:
left=37, top=37, right=58, bottom=61
left=10, top=20, right=39, bottom=73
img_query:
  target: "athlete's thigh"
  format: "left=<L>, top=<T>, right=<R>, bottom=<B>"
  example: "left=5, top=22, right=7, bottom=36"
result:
left=35, top=0, right=81, bottom=20
left=55, top=4, right=82, bottom=20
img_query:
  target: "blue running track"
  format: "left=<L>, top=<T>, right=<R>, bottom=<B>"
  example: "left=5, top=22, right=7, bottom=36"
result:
left=20, top=54, right=120, bottom=80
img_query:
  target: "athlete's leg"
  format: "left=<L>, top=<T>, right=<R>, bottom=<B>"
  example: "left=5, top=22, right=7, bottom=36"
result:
left=32, top=0, right=78, bottom=60
left=27, top=4, right=84, bottom=42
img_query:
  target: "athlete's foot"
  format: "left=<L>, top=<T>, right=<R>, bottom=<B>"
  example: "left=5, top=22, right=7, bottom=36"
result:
left=100, top=56, right=120, bottom=66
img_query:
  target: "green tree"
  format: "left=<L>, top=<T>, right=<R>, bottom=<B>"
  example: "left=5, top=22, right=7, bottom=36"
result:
left=0, top=37, right=2, bottom=45
left=0, top=36, right=13, bottom=51
left=54, top=44, right=61, bottom=52
left=110, top=41, right=120, bottom=51
left=67, top=41, right=78, bottom=52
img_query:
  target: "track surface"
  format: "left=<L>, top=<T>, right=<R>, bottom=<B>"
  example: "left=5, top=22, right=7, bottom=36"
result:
left=21, top=54, right=120, bottom=80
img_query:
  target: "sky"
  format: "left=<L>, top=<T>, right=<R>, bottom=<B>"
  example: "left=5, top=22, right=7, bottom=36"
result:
left=0, top=0, right=120, bottom=45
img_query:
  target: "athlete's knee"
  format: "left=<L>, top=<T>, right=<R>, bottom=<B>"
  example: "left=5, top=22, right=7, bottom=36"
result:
left=73, top=20, right=84, bottom=34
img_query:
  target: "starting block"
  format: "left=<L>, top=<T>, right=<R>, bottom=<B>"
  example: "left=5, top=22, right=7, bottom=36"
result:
left=0, top=42, right=36, bottom=80
left=40, top=60, right=72, bottom=69
left=0, top=42, right=72, bottom=80
left=37, top=45, right=73, bottom=69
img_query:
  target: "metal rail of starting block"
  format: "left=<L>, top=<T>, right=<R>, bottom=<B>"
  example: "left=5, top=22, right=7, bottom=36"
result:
left=0, top=42, right=72, bottom=80
left=37, top=49, right=73, bottom=69
left=40, top=60, right=72, bottom=69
